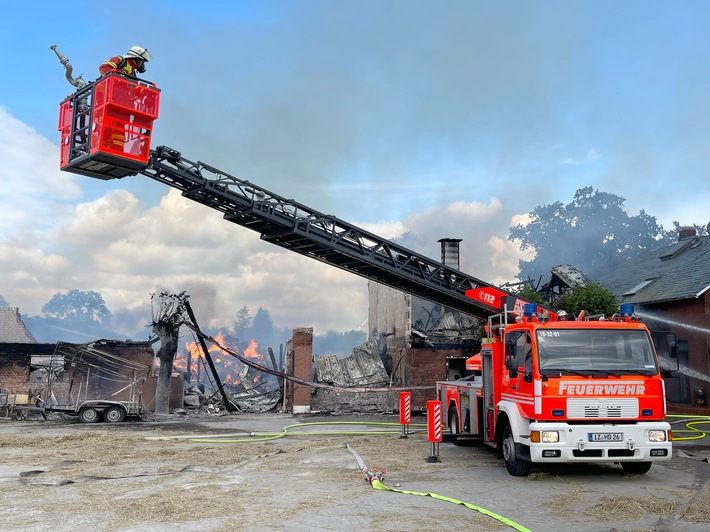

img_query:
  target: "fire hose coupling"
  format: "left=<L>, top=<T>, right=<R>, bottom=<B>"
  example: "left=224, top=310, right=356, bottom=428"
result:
left=363, top=467, right=386, bottom=484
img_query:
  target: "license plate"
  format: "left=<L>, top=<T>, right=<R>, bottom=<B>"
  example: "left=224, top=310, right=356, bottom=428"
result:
left=589, top=432, right=623, bottom=442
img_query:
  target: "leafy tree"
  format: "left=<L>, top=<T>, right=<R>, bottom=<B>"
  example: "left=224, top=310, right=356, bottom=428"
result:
left=509, top=187, right=673, bottom=281
left=509, top=285, right=547, bottom=306
left=41, top=289, right=111, bottom=325
left=553, top=283, right=619, bottom=318
left=151, top=291, right=188, bottom=414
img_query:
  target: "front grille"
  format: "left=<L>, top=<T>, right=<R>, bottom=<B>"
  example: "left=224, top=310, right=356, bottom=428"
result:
left=567, top=398, right=638, bottom=419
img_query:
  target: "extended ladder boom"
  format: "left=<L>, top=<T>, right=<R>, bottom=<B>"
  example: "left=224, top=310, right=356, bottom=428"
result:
left=55, top=71, right=528, bottom=320
left=143, top=146, right=504, bottom=319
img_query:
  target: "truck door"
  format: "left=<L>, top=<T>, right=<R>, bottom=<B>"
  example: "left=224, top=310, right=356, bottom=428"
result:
left=505, top=330, right=535, bottom=399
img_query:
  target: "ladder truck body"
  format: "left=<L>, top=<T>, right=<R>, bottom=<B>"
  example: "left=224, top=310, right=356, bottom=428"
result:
left=55, top=69, right=676, bottom=476
left=438, top=302, right=675, bottom=476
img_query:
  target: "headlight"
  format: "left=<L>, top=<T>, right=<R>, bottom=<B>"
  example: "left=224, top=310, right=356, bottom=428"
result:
left=530, top=430, right=559, bottom=443
left=541, top=431, right=559, bottom=443
left=648, top=430, right=667, bottom=442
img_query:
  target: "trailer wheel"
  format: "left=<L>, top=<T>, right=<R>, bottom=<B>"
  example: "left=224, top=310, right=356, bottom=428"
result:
left=502, top=423, right=530, bottom=476
left=621, top=462, right=652, bottom=475
left=102, top=406, right=126, bottom=424
left=448, top=407, right=459, bottom=435
left=78, top=407, right=99, bottom=423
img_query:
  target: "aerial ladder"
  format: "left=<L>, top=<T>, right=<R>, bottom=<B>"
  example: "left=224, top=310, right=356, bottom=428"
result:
left=53, top=53, right=532, bottom=322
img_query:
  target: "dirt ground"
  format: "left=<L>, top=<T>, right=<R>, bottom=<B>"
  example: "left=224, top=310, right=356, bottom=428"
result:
left=1, top=412, right=710, bottom=531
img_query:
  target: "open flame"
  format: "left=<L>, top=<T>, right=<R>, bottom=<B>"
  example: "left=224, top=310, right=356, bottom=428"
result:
left=175, top=333, right=271, bottom=388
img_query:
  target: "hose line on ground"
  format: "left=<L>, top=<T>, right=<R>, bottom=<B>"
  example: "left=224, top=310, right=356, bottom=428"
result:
left=667, top=414, right=710, bottom=441
left=144, top=421, right=426, bottom=443
left=346, top=443, right=532, bottom=532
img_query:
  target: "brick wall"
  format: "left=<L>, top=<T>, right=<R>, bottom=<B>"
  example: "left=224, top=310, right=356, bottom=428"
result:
left=0, top=344, right=55, bottom=402
left=288, top=328, right=313, bottom=414
left=647, top=295, right=710, bottom=403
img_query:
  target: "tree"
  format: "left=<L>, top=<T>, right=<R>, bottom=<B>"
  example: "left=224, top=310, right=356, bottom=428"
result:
left=232, top=305, right=253, bottom=338
left=508, top=187, right=673, bottom=281
left=553, top=283, right=619, bottom=318
left=151, top=291, right=188, bottom=414
left=41, top=289, right=111, bottom=325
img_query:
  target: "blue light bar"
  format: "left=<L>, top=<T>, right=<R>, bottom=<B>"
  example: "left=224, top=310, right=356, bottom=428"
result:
left=523, top=304, right=537, bottom=317
left=620, top=303, right=635, bottom=317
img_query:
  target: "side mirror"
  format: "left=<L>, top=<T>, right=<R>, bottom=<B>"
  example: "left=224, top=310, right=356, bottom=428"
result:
left=669, top=341, right=678, bottom=359
left=505, top=356, right=518, bottom=378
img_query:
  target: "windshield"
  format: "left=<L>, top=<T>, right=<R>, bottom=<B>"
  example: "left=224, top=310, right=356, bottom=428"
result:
left=537, top=329, right=658, bottom=374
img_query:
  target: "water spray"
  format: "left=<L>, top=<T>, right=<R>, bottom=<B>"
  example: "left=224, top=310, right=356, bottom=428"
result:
left=636, top=310, right=710, bottom=336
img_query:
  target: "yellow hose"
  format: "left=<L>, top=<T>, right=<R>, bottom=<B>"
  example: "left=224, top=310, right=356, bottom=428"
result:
left=144, top=420, right=426, bottom=443
left=667, top=414, right=710, bottom=441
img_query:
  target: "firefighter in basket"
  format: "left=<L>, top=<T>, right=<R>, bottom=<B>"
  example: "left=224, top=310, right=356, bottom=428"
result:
left=99, top=45, right=152, bottom=77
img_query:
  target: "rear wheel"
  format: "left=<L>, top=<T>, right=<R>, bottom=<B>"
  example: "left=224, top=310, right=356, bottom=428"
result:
left=502, top=423, right=531, bottom=476
left=78, top=407, right=99, bottom=423
left=621, top=462, right=652, bottom=474
left=103, top=406, right=126, bottom=423
left=448, top=407, right=459, bottom=434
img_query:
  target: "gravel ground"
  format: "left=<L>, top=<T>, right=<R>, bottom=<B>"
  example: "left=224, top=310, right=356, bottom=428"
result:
left=1, top=411, right=709, bottom=531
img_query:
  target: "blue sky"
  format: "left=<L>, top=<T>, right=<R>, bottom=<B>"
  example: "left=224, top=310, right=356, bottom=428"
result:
left=2, top=1, right=710, bottom=338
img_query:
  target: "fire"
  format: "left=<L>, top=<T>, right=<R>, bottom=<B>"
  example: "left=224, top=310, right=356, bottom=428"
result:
left=244, top=339, right=261, bottom=359
left=175, top=332, right=271, bottom=388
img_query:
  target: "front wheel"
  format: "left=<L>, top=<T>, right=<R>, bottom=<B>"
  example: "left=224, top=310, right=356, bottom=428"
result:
left=78, top=407, right=99, bottom=423
left=501, top=423, right=531, bottom=476
left=621, top=462, right=652, bottom=475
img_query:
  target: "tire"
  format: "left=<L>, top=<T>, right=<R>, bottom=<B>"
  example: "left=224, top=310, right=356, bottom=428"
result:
left=78, top=407, right=99, bottom=423
left=501, top=423, right=531, bottom=476
left=621, top=462, right=652, bottom=475
left=102, top=406, right=126, bottom=424
left=448, top=407, right=459, bottom=435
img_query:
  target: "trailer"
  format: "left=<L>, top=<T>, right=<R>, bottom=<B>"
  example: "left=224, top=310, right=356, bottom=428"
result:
left=9, top=342, right=150, bottom=423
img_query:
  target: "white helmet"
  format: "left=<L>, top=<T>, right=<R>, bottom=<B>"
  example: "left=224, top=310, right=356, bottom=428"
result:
left=125, top=46, right=152, bottom=62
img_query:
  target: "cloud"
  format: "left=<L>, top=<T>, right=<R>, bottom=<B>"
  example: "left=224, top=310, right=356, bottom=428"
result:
left=0, top=107, right=82, bottom=239
left=0, top=108, right=525, bottom=336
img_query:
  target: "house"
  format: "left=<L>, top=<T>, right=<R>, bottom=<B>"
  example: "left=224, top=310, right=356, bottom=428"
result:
left=0, top=307, right=37, bottom=343
left=0, top=307, right=183, bottom=413
left=595, top=226, right=710, bottom=405
left=367, top=239, right=481, bottom=410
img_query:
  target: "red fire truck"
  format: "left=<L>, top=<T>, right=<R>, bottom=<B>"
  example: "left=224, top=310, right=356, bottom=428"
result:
left=439, top=287, right=677, bottom=476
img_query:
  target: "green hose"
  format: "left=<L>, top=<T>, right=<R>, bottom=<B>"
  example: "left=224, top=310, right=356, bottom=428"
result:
left=370, top=479, right=533, bottom=532
left=144, top=420, right=426, bottom=443
left=667, top=414, right=710, bottom=441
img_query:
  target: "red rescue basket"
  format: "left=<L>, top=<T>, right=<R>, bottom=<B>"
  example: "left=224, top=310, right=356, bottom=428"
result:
left=58, top=73, right=161, bottom=179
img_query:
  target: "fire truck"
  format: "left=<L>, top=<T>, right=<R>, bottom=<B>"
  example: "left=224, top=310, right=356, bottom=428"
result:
left=439, top=289, right=676, bottom=476
left=52, top=48, right=677, bottom=474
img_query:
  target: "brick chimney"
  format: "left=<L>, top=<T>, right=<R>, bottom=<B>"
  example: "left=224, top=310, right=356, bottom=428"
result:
left=438, top=238, right=462, bottom=270
left=678, top=226, right=697, bottom=241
